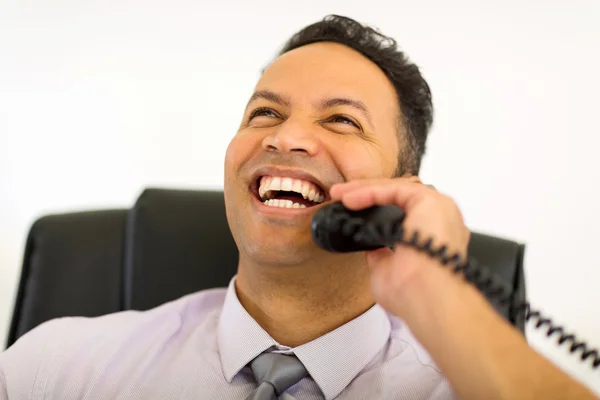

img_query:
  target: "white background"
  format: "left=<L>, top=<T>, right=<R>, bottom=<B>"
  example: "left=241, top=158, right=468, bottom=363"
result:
left=1, top=0, right=599, bottom=394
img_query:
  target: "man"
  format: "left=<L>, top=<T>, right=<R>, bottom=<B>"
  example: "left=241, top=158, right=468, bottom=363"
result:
left=1, top=14, right=597, bottom=400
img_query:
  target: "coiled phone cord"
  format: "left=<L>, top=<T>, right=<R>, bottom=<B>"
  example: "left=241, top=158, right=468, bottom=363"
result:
left=335, top=212, right=600, bottom=370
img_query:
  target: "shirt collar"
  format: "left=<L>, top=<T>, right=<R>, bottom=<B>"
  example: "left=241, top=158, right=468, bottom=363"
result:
left=217, top=278, right=278, bottom=383
left=217, top=277, right=391, bottom=400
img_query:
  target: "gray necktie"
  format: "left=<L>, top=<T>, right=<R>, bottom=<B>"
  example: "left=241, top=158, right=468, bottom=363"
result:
left=246, top=353, right=309, bottom=400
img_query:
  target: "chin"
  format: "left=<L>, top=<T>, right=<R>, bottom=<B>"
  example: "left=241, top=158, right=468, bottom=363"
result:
left=242, top=232, right=318, bottom=267
left=227, top=188, right=321, bottom=265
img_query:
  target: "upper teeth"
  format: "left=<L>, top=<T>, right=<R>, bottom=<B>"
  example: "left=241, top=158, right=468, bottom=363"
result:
left=258, top=176, right=326, bottom=203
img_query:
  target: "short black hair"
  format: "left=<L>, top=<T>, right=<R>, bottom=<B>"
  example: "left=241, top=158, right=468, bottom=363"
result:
left=277, top=15, right=433, bottom=175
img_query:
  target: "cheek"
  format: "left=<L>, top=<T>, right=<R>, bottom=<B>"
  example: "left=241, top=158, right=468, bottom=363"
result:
left=224, top=132, right=255, bottom=176
left=224, top=141, right=238, bottom=175
left=326, top=139, right=397, bottom=180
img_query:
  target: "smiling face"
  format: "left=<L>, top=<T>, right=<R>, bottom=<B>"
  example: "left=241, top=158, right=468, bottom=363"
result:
left=224, top=42, right=402, bottom=267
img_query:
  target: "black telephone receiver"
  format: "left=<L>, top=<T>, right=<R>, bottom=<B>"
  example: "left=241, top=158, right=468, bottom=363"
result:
left=312, top=202, right=600, bottom=371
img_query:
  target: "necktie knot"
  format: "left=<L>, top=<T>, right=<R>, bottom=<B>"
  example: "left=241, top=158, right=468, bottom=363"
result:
left=246, top=353, right=309, bottom=400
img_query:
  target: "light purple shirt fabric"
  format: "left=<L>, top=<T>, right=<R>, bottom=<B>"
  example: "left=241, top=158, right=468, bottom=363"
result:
left=0, top=277, right=458, bottom=399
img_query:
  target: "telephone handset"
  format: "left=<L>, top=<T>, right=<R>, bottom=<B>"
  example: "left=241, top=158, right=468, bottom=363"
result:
left=311, top=202, right=600, bottom=371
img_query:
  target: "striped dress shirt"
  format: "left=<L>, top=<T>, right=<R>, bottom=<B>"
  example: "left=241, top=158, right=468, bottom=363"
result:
left=0, top=277, right=458, bottom=399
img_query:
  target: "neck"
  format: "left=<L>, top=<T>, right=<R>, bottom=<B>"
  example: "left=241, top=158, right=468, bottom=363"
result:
left=235, top=254, right=375, bottom=348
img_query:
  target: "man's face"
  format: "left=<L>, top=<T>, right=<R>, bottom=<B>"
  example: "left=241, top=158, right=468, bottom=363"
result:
left=224, top=42, right=401, bottom=266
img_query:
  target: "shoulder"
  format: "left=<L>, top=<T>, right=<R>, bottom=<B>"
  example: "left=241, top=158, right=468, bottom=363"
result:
left=7, top=287, right=227, bottom=346
left=7, top=287, right=227, bottom=348
left=342, top=313, right=457, bottom=399
left=0, top=288, right=227, bottom=397
left=353, top=313, right=457, bottom=399
left=386, top=312, right=443, bottom=373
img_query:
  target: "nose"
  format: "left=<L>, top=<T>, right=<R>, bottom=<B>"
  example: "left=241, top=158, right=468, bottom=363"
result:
left=261, top=120, right=321, bottom=156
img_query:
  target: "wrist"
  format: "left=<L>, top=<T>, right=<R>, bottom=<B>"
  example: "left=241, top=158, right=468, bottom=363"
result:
left=391, top=248, right=505, bottom=350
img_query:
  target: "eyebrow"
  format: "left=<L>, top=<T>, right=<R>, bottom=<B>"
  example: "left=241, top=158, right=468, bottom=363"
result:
left=246, top=90, right=291, bottom=109
left=317, top=97, right=373, bottom=127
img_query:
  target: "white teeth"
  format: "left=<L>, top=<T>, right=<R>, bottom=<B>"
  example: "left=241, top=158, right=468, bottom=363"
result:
left=281, top=177, right=293, bottom=191
left=270, top=177, right=281, bottom=191
left=259, top=177, right=271, bottom=199
left=258, top=177, right=265, bottom=198
left=292, top=179, right=302, bottom=193
left=263, top=199, right=304, bottom=209
left=301, top=182, right=310, bottom=199
left=258, top=175, right=326, bottom=204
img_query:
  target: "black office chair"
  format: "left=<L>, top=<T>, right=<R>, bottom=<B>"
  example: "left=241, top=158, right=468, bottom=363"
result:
left=5, top=188, right=527, bottom=349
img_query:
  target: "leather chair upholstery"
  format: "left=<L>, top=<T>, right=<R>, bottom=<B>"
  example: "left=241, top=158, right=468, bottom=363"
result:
left=5, top=188, right=526, bottom=349
left=125, top=189, right=238, bottom=311
left=6, top=210, right=128, bottom=347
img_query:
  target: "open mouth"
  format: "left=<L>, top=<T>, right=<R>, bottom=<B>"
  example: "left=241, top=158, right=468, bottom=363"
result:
left=252, top=175, right=327, bottom=209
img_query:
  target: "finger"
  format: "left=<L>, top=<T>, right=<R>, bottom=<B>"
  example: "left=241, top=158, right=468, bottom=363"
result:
left=330, top=178, right=396, bottom=200
left=338, top=181, right=435, bottom=211
left=330, top=176, right=423, bottom=199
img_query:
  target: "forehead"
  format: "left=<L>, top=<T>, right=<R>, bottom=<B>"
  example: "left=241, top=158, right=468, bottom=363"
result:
left=256, top=42, right=399, bottom=116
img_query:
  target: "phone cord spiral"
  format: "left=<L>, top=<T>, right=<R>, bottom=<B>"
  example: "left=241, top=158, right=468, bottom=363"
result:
left=332, top=212, right=600, bottom=370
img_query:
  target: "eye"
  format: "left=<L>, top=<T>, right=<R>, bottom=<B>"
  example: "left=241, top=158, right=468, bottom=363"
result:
left=249, top=107, right=279, bottom=120
left=327, top=115, right=360, bottom=129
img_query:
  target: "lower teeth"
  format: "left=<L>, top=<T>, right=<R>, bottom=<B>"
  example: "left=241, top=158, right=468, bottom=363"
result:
left=263, top=199, right=306, bottom=208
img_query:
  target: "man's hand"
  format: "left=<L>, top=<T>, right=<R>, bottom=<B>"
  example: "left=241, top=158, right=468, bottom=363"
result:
left=330, top=177, right=599, bottom=400
left=329, top=177, right=470, bottom=319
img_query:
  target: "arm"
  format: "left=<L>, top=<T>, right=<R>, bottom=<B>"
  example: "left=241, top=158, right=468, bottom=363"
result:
left=331, top=178, right=598, bottom=400
left=396, top=251, right=596, bottom=400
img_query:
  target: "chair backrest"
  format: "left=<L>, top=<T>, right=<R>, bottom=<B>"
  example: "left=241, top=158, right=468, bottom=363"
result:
left=6, top=209, right=128, bottom=347
left=5, top=188, right=526, bottom=349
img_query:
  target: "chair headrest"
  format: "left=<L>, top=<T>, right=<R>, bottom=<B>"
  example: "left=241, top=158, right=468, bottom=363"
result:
left=125, top=188, right=238, bottom=310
